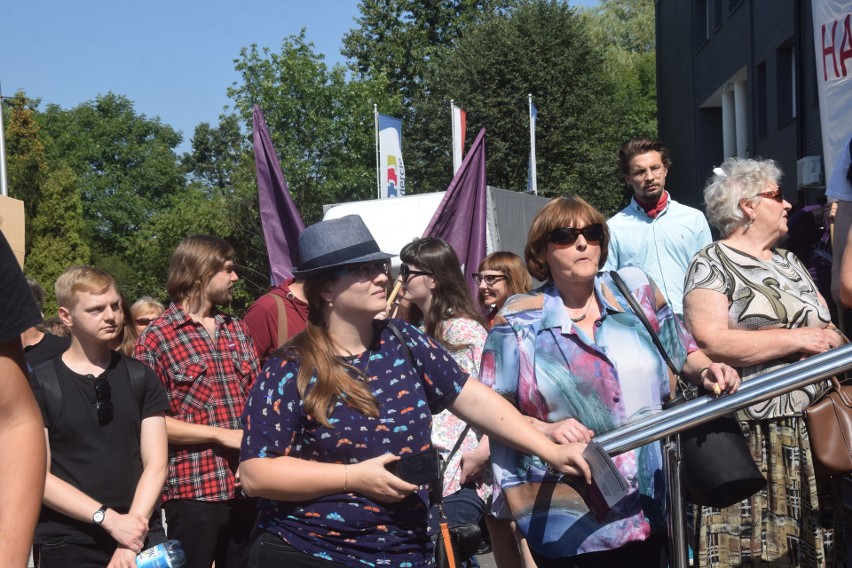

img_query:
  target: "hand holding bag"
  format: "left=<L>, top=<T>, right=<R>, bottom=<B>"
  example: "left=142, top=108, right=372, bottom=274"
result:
left=803, top=375, right=852, bottom=476
left=610, top=271, right=766, bottom=508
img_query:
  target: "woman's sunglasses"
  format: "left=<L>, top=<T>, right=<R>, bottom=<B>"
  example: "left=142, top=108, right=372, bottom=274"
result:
left=548, top=223, right=605, bottom=246
left=399, top=263, right=433, bottom=282
left=757, top=189, right=784, bottom=203
left=335, top=261, right=390, bottom=281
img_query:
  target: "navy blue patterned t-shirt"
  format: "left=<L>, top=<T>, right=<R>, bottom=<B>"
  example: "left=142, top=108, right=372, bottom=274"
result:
left=240, top=320, right=468, bottom=567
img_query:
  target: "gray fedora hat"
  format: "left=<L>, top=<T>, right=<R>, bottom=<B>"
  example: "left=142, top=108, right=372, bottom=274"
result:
left=291, top=215, right=394, bottom=278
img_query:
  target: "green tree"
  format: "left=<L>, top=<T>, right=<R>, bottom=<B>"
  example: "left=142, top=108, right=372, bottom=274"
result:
left=584, top=0, right=657, bottom=139
left=25, top=163, right=90, bottom=317
left=4, top=92, right=47, bottom=254
left=182, top=115, right=245, bottom=189
left=36, top=93, right=185, bottom=257
left=228, top=32, right=398, bottom=224
left=422, top=0, right=631, bottom=213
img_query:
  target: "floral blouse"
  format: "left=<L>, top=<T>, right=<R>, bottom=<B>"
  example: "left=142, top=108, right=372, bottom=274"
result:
left=431, top=317, right=491, bottom=500
left=481, top=267, right=698, bottom=558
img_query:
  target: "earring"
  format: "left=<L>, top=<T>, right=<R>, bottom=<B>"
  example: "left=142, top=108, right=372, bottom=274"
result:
left=328, top=301, right=334, bottom=308
left=744, top=218, right=753, bottom=231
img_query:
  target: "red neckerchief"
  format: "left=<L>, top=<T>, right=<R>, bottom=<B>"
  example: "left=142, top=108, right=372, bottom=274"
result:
left=639, top=191, right=668, bottom=219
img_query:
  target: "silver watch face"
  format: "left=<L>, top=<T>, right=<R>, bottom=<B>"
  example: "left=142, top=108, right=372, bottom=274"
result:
left=93, top=509, right=106, bottom=524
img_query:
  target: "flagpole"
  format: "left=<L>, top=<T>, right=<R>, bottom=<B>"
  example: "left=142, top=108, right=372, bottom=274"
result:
left=0, top=81, right=8, bottom=197
left=374, top=104, right=381, bottom=200
left=450, top=100, right=457, bottom=174
left=529, top=94, right=538, bottom=196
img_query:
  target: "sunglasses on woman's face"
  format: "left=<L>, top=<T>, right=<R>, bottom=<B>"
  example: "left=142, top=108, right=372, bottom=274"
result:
left=335, top=261, right=391, bottom=281
left=757, top=189, right=784, bottom=203
left=547, top=223, right=605, bottom=246
left=399, top=263, right=433, bottom=283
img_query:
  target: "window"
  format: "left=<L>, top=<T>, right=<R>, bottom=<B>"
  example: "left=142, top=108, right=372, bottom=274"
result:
left=777, top=45, right=797, bottom=123
left=757, top=62, right=767, bottom=136
left=695, top=0, right=710, bottom=49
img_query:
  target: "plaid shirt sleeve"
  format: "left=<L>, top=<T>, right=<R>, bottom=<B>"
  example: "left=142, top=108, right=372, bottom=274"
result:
left=134, top=303, right=259, bottom=502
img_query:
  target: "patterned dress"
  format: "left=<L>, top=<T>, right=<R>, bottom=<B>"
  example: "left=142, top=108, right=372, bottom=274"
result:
left=431, top=317, right=492, bottom=500
left=481, top=267, right=698, bottom=558
left=684, top=242, right=845, bottom=568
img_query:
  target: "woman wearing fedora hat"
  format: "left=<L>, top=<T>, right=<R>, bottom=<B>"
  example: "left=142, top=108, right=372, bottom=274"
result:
left=238, top=215, right=591, bottom=568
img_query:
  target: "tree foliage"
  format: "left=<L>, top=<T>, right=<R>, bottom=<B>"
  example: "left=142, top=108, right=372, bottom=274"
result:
left=227, top=31, right=399, bottom=224
left=25, top=163, right=91, bottom=317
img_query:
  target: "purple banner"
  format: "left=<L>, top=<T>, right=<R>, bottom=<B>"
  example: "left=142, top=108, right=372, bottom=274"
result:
left=424, top=128, right=488, bottom=299
left=252, top=105, right=305, bottom=283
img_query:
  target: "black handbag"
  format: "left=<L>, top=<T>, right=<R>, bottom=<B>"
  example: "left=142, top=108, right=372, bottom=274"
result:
left=610, top=271, right=766, bottom=508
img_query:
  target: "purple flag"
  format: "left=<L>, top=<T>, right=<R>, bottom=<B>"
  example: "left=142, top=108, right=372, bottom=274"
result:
left=253, top=105, right=305, bottom=283
left=424, top=128, right=488, bottom=299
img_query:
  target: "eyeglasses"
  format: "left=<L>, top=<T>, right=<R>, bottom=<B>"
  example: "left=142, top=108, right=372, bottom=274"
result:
left=757, top=189, right=784, bottom=203
left=334, top=261, right=390, bottom=280
left=135, top=318, right=153, bottom=326
left=472, top=273, right=506, bottom=286
left=95, top=376, right=114, bottom=426
left=399, top=263, right=434, bottom=283
left=548, top=224, right=605, bottom=246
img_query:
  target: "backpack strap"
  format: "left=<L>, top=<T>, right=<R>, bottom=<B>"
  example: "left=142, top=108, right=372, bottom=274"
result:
left=271, top=293, right=289, bottom=349
left=124, top=357, right=148, bottom=414
left=31, top=359, right=62, bottom=427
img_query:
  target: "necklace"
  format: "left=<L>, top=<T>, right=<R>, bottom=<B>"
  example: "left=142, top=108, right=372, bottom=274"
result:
left=569, top=296, right=594, bottom=323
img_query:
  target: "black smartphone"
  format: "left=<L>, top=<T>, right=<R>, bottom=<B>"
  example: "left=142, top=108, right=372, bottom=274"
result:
left=385, top=448, right=440, bottom=486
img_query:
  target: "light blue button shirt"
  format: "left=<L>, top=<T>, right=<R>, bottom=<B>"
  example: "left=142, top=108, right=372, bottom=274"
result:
left=603, top=193, right=711, bottom=315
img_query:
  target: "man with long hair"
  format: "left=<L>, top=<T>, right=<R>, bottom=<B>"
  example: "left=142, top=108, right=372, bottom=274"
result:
left=135, top=235, right=260, bottom=568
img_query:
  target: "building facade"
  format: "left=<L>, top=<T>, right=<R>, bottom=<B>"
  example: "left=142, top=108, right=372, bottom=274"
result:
left=656, top=0, right=824, bottom=208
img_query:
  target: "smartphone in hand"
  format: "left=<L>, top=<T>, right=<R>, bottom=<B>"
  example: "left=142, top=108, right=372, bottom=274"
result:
left=385, top=448, right=440, bottom=486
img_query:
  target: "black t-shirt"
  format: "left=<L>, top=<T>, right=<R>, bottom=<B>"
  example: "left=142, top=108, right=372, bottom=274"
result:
left=24, top=334, right=71, bottom=370
left=0, top=230, right=40, bottom=344
left=32, top=353, right=169, bottom=545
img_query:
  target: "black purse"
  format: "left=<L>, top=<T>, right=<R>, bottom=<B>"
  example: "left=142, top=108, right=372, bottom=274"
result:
left=610, top=271, right=766, bottom=508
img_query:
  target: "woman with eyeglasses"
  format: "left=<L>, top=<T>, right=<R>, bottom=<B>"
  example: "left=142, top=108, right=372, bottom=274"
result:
left=237, top=215, right=592, bottom=568
left=474, top=252, right=532, bottom=327
left=481, top=197, right=739, bottom=568
left=683, top=158, right=845, bottom=568
left=398, top=237, right=493, bottom=567
left=130, top=297, right=165, bottom=335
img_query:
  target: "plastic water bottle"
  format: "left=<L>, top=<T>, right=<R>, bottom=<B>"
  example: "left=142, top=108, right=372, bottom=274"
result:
left=136, top=540, right=187, bottom=568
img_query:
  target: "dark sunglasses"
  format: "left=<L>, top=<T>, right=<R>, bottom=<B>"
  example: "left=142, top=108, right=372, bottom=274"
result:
left=334, top=261, right=390, bottom=281
left=399, top=263, right=434, bottom=282
left=472, top=273, right=506, bottom=286
left=135, top=318, right=154, bottom=326
left=548, top=223, right=605, bottom=246
left=95, top=376, right=114, bottom=426
left=757, top=189, right=784, bottom=203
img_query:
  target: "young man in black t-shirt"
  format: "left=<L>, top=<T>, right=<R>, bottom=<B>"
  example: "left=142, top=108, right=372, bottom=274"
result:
left=31, top=266, right=169, bottom=568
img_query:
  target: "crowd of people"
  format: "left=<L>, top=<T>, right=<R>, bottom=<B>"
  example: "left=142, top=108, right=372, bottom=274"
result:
left=1, top=136, right=850, bottom=568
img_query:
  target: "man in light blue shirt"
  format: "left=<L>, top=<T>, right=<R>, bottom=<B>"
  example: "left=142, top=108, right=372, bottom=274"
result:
left=603, top=138, right=712, bottom=315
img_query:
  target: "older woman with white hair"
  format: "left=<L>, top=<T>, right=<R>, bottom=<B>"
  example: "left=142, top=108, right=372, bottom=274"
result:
left=683, top=157, right=845, bottom=568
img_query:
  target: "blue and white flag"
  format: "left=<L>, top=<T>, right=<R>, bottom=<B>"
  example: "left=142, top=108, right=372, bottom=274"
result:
left=378, top=114, right=406, bottom=198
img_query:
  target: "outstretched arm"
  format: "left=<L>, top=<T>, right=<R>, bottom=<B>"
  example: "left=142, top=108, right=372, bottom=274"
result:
left=0, top=339, right=46, bottom=568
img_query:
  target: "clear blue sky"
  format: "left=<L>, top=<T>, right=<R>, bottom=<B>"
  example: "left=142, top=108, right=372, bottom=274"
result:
left=1, top=1, right=597, bottom=154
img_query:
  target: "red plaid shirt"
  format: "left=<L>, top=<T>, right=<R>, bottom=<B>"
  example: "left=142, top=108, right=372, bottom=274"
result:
left=134, top=302, right=259, bottom=502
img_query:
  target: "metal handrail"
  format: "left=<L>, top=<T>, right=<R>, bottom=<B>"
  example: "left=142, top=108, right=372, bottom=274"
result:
left=595, top=343, right=852, bottom=456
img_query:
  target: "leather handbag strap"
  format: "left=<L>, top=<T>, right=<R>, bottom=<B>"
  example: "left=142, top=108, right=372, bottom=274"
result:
left=609, top=271, right=688, bottom=393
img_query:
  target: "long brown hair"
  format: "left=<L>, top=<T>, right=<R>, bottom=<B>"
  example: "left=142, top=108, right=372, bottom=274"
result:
left=280, top=273, right=379, bottom=428
left=399, top=237, right=486, bottom=351
left=166, top=235, right=235, bottom=312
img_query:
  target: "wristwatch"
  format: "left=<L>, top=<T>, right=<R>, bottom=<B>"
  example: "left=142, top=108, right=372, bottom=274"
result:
left=92, top=504, right=107, bottom=526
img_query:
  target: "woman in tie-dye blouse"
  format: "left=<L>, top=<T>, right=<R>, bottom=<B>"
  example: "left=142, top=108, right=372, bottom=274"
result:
left=238, top=214, right=592, bottom=568
left=481, top=197, right=739, bottom=568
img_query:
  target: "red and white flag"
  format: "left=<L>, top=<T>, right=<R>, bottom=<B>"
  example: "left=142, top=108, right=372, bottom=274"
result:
left=451, top=102, right=466, bottom=174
